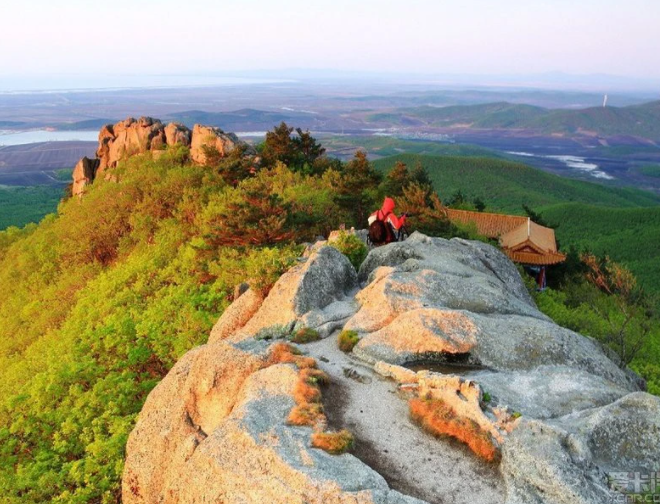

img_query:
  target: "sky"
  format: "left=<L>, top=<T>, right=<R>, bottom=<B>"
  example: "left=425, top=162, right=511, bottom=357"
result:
left=1, top=0, right=660, bottom=88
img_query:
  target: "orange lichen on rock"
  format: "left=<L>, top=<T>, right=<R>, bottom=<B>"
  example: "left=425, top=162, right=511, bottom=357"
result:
left=409, top=397, right=500, bottom=463
left=311, top=429, right=354, bottom=455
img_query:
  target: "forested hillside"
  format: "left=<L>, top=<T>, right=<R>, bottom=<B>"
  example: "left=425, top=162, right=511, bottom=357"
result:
left=541, top=204, right=660, bottom=294
left=373, top=154, right=660, bottom=210
left=0, top=185, right=65, bottom=229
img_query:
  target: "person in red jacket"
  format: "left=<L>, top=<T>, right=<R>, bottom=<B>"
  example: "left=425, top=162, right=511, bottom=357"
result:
left=368, top=197, right=407, bottom=245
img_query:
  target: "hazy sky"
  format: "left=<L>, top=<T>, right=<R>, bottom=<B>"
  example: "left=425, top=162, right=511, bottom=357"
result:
left=2, top=0, right=659, bottom=82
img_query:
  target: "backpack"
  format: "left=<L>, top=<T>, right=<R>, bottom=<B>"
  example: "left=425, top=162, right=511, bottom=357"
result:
left=368, top=211, right=395, bottom=246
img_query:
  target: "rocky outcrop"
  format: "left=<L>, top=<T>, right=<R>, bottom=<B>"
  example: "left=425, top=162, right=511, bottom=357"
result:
left=189, top=124, right=240, bottom=164
left=123, top=235, right=660, bottom=504
left=123, top=336, right=425, bottom=503
left=71, top=156, right=100, bottom=197
left=71, top=117, right=254, bottom=196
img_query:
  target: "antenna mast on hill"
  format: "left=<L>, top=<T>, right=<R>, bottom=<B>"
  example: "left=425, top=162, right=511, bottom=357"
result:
left=603, top=94, right=608, bottom=108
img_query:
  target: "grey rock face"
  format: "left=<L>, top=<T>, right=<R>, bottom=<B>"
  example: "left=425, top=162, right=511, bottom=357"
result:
left=502, top=419, right=612, bottom=504
left=226, top=246, right=358, bottom=341
left=294, top=246, right=358, bottom=315
left=349, top=233, right=638, bottom=391
left=502, top=392, right=660, bottom=504
left=471, top=365, right=632, bottom=420
left=557, top=392, right=660, bottom=473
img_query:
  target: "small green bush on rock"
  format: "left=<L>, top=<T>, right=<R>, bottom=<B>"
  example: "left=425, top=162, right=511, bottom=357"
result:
left=255, top=325, right=291, bottom=341
left=338, top=330, right=359, bottom=352
left=290, top=327, right=321, bottom=344
left=330, top=231, right=367, bottom=271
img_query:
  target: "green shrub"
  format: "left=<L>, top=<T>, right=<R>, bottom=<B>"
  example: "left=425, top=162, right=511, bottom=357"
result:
left=290, top=327, right=321, bottom=344
left=330, top=231, right=367, bottom=271
left=338, top=330, right=359, bottom=352
left=255, top=325, right=291, bottom=341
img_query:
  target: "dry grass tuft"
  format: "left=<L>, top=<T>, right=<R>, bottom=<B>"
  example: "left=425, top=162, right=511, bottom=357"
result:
left=337, top=330, right=359, bottom=352
left=300, top=368, right=330, bottom=386
left=266, top=342, right=316, bottom=369
left=267, top=342, right=300, bottom=365
left=295, top=356, right=317, bottom=369
left=290, top=327, right=321, bottom=344
left=287, top=403, right=325, bottom=426
left=286, top=361, right=328, bottom=428
left=294, top=379, right=322, bottom=404
left=272, top=341, right=352, bottom=453
left=409, top=397, right=500, bottom=462
left=311, top=429, right=354, bottom=454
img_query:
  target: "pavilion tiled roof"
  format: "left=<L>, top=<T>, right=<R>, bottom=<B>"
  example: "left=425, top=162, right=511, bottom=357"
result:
left=446, top=209, right=527, bottom=237
left=446, top=208, right=566, bottom=266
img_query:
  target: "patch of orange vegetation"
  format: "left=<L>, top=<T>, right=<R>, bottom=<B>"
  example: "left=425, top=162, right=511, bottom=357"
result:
left=270, top=347, right=328, bottom=429
left=287, top=403, right=324, bottom=426
left=267, top=342, right=317, bottom=369
left=409, top=397, right=500, bottom=463
left=294, top=378, right=322, bottom=404
left=310, top=429, right=354, bottom=455
left=268, top=342, right=354, bottom=454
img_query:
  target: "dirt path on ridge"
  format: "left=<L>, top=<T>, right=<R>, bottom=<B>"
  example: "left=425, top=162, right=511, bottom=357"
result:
left=304, top=335, right=506, bottom=504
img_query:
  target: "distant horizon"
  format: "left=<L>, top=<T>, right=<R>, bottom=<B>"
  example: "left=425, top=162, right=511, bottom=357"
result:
left=1, top=69, right=660, bottom=96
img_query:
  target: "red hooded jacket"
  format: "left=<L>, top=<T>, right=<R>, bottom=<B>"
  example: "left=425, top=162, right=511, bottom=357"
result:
left=368, top=197, right=406, bottom=230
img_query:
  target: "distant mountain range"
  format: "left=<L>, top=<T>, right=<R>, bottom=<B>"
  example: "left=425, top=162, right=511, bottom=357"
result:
left=367, top=101, right=660, bottom=141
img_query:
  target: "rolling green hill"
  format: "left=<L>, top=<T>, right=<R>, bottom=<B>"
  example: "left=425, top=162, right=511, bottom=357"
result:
left=540, top=203, right=660, bottom=295
left=369, top=101, right=660, bottom=140
left=373, top=154, right=660, bottom=211
left=322, top=136, right=499, bottom=158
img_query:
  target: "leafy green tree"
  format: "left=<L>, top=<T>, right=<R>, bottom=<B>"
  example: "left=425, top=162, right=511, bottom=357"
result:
left=260, top=122, right=326, bottom=174
left=473, top=197, right=486, bottom=212
left=381, top=160, right=411, bottom=197
left=335, top=150, right=382, bottom=226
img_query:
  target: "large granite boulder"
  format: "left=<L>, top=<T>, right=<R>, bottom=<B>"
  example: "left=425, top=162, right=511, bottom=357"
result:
left=225, top=246, right=359, bottom=341
left=502, top=392, right=660, bottom=503
left=123, top=338, right=426, bottom=504
left=349, top=232, right=638, bottom=391
left=71, top=156, right=100, bottom=196
left=97, top=117, right=167, bottom=173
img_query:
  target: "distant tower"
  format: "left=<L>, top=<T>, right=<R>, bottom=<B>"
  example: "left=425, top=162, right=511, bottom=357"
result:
left=603, top=94, right=608, bottom=108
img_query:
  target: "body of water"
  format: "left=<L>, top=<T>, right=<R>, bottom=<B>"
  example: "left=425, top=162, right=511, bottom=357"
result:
left=506, top=151, right=614, bottom=180
left=0, top=130, right=99, bottom=146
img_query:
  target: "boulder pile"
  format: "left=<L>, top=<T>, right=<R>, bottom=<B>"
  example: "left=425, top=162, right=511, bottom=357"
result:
left=122, top=232, right=660, bottom=504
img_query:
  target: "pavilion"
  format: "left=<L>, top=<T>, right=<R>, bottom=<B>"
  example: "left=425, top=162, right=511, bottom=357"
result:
left=446, top=208, right=566, bottom=288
